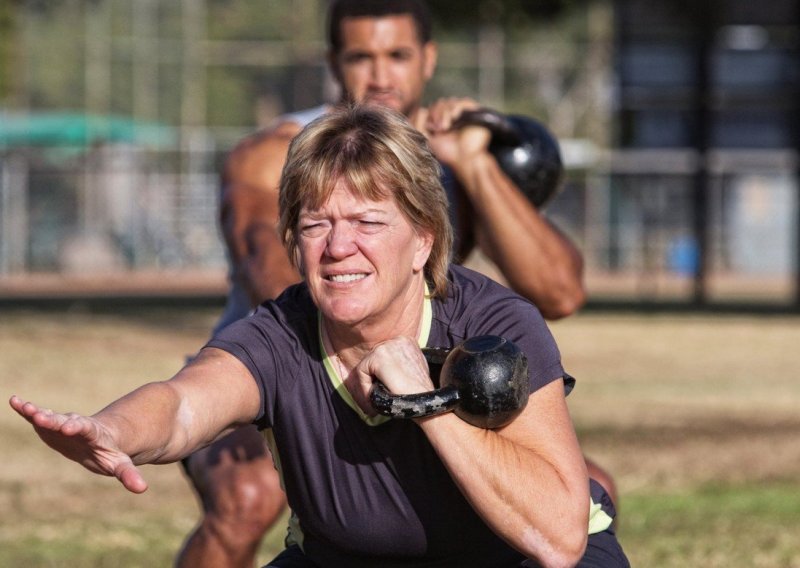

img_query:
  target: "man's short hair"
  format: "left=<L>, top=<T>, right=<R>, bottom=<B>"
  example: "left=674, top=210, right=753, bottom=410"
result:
left=327, top=0, right=433, bottom=54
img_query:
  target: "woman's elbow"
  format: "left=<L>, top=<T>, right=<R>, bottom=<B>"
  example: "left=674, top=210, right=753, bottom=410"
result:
left=525, top=527, right=587, bottom=568
left=519, top=504, right=588, bottom=567
left=558, top=528, right=588, bottom=568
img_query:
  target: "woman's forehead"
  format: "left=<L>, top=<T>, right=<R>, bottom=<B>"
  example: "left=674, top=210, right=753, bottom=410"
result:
left=301, top=178, right=395, bottom=210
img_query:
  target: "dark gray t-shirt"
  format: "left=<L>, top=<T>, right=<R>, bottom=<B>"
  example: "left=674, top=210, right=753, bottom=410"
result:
left=207, top=264, right=566, bottom=567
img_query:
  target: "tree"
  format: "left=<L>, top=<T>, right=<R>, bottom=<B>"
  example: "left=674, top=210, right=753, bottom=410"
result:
left=427, top=0, right=581, bottom=29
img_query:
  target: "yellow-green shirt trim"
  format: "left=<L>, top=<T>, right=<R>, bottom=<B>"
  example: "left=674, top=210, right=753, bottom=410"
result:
left=317, top=286, right=432, bottom=427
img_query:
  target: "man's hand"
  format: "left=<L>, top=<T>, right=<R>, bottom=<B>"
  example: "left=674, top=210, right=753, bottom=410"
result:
left=413, top=97, right=492, bottom=168
left=345, top=337, right=435, bottom=416
left=8, top=395, right=148, bottom=493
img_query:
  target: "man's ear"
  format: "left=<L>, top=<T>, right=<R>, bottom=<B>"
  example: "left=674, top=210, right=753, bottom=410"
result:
left=422, top=41, right=438, bottom=81
left=327, top=50, right=343, bottom=85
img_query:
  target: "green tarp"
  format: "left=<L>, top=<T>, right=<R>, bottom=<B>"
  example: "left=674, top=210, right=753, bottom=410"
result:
left=0, top=112, right=176, bottom=147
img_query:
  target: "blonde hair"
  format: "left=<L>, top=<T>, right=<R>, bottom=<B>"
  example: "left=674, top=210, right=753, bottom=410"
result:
left=279, top=104, right=452, bottom=297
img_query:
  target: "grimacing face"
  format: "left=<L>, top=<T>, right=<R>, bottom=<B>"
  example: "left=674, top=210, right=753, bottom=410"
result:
left=330, top=14, right=437, bottom=117
left=297, top=180, right=433, bottom=329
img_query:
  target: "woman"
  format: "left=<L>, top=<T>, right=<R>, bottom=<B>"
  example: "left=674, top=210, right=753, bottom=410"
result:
left=10, top=105, right=626, bottom=567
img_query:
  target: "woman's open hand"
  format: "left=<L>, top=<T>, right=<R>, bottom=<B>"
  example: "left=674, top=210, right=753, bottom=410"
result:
left=8, top=395, right=148, bottom=494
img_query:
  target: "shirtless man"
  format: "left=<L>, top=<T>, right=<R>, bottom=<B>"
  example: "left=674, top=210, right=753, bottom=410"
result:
left=176, top=2, right=612, bottom=566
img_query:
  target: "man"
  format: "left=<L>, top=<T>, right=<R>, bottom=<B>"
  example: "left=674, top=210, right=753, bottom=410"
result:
left=176, top=2, right=613, bottom=566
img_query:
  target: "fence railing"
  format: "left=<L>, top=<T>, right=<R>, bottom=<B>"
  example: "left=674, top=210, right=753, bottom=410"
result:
left=2, top=140, right=797, bottom=309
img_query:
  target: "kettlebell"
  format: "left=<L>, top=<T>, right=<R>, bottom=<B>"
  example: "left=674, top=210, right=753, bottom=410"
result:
left=452, top=108, right=564, bottom=209
left=370, top=335, right=530, bottom=429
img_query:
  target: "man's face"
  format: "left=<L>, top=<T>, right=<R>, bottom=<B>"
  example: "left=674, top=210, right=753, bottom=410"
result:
left=330, top=14, right=437, bottom=117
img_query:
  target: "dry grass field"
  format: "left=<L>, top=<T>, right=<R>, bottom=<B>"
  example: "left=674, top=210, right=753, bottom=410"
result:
left=1, top=306, right=799, bottom=567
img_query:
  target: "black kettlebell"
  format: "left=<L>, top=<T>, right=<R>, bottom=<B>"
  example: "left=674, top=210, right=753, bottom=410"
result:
left=453, top=108, right=564, bottom=209
left=370, top=335, right=530, bottom=429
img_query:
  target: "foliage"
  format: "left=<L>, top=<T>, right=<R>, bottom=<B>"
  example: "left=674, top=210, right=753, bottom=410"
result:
left=1, top=0, right=604, bottom=133
left=428, top=0, right=587, bottom=28
left=0, top=0, right=17, bottom=101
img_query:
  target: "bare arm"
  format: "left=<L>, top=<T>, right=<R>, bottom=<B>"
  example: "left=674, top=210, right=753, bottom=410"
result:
left=415, top=99, right=586, bottom=320
left=346, top=337, right=589, bottom=567
left=416, top=382, right=589, bottom=567
left=8, top=348, right=261, bottom=493
left=220, top=122, right=304, bottom=305
left=458, top=152, right=585, bottom=319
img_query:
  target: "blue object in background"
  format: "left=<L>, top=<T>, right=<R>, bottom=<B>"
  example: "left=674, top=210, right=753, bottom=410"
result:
left=667, top=235, right=699, bottom=276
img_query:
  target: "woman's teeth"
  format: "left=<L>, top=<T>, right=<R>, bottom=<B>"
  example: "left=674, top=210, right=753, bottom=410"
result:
left=329, top=273, right=366, bottom=283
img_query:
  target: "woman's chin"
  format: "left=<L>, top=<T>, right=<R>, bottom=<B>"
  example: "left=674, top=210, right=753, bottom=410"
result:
left=320, top=301, right=371, bottom=327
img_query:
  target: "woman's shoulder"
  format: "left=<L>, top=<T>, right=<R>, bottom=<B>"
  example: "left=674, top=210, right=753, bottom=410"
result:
left=262, top=282, right=317, bottom=332
left=436, top=265, right=541, bottom=335
left=217, top=282, right=315, bottom=348
left=273, top=280, right=313, bottom=310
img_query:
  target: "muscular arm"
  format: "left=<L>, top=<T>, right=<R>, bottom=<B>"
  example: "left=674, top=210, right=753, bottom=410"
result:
left=346, top=338, right=588, bottom=567
left=220, top=122, right=304, bottom=306
left=456, top=152, right=585, bottom=320
left=416, top=100, right=586, bottom=320
left=9, top=348, right=261, bottom=493
left=417, top=381, right=589, bottom=567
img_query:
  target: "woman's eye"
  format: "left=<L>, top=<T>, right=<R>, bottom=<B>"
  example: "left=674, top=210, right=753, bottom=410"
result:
left=300, top=223, right=327, bottom=236
left=357, top=220, right=384, bottom=231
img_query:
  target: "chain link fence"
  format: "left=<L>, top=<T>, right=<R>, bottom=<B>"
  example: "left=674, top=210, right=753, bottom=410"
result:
left=1, top=0, right=798, bottom=308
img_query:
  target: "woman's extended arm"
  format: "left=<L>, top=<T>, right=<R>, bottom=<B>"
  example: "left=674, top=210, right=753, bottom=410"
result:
left=9, top=347, right=261, bottom=493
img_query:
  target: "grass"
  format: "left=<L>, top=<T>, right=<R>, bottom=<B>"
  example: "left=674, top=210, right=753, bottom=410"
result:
left=2, top=307, right=800, bottom=566
left=620, top=484, right=800, bottom=567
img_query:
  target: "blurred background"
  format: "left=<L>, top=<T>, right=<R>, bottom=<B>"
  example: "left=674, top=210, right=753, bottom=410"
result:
left=2, top=2, right=800, bottom=566
left=1, top=0, right=798, bottom=310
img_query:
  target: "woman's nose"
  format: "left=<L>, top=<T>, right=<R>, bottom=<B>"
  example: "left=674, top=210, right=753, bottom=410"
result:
left=326, top=221, right=358, bottom=258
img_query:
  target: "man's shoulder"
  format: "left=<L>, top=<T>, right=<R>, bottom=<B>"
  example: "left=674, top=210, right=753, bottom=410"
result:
left=228, top=121, right=301, bottom=164
left=276, top=105, right=329, bottom=128
left=224, top=105, right=329, bottom=183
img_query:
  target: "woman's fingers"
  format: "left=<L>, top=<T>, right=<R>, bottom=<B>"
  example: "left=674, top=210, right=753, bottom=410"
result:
left=116, top=462, right=149, bottom=494
left=10, top=396, right=67, bottom=430
left=9, top=395, right=39, bottom=420
left=10, top=395, right=148, bottom=494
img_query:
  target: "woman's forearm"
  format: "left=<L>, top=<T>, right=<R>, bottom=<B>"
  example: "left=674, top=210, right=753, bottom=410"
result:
left=93, top=348, right=260, bottom=465
left=415, top=383, right=589, bottom=567
left=92, top=380, right=197, bottom=465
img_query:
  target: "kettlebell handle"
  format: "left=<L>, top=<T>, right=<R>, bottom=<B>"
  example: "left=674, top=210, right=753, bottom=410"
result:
left=370, top=346, right=457, bottom=419
left=370, top=382, right=460, bottom=419
left=453, top=107, right=522, bottom=146
left=368, top=336, right=530, bottom=429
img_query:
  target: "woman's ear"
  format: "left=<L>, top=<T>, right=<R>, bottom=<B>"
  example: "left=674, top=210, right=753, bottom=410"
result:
left=412, top=229, right=434, bottom=273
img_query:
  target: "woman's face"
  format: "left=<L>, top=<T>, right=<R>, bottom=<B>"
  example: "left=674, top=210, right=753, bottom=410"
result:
left=297, top=180, right=433, bottom=328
